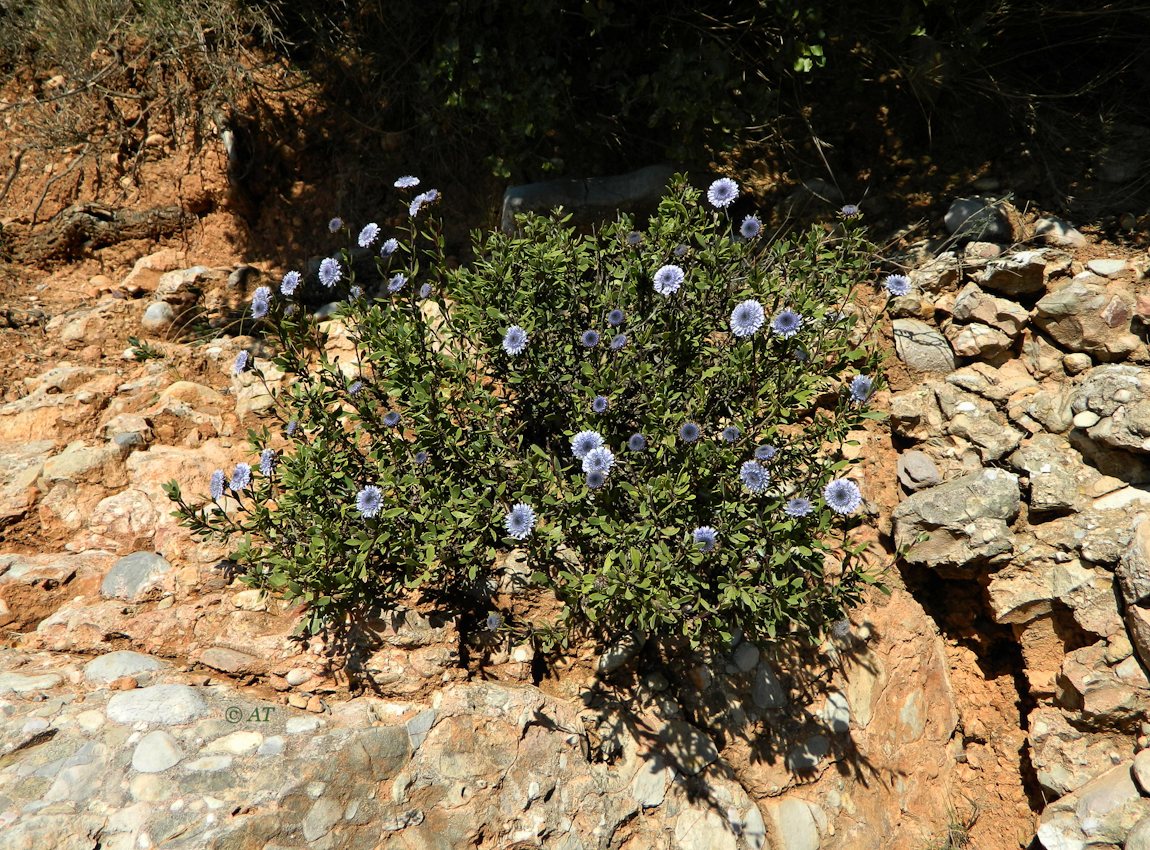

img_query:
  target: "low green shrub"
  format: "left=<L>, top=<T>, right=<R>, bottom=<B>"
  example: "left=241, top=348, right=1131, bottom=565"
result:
left=166, top=175, right=887, bottom=648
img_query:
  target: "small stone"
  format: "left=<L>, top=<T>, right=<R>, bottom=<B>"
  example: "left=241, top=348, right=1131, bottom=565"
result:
left=200, top=647, right=261, bottom=675
left=132, top=731, right=183, bottom=773
left=84, top=651, right=168, bottom=684
left=140, top=302, right=175, bottom=332
left=892, top=318, right=956, bottom=373
left=597, top=633, right=645, bottom=675
left=897, top=450, right=942, bottom=491
left=1073, top=410, right=1101, bottom=429
left=100, top=552, right=172, bottom=602
left=109, top=676, right=137, bottom=690
left=0, top=672, right=64, bottom=694
left=107, top=684, right=209, bottom=725
left=288, top=693, right=309, bottom=709
left=285, top=669, right=312, bottom=687
left=944, top=198, right=1012, bottom=242
left=305, top=695, right=325, bottom=713
left=1088, top=259, right=1128, bottom=277
left=1035, top=217, right=1087, bottom=249
left=1063, top=353, right=1093, bottom=375
left=732, top=642, right=760, bottom=673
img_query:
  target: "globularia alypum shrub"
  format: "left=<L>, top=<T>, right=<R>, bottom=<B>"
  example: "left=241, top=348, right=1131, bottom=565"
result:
left=166, top=174, right=889, bottom=647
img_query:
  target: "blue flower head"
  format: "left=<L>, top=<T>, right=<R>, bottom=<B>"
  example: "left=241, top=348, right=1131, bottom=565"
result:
left=653, top=265, right=685, bottom=297
left=770, top=309, right=804, bottom=338
left=823, top=478, right=862, bottom=515
left=586, top=470, right=607, bottom=489
left=394, top=175, right=420, bottom=189
left=409, top=189, right=438, bottom=217
left=571, top=430, right=604, bottom=459
left=209, top=469, right=225, bottom=500
left=592, top=395, right=609, bottom=414
left=740, top=215, right=762, bottom=239
left=673, top=243, right=689, bottom=258
left=383, top=411, right=401, bottom=428
left=388, top=273, right=407, bottom=293
left=319, top=257, right=342, bottom=288
left=414, top=450, right=429, bottom=465
left=356, top=485, right=383, bottom=518
left=328, top=217, right=343, bottom=233
left=784, top=497, right=813, bottom=518
left=230, top=463, right=252, bottom=492
left=740, top=461, right=770, bottom=493
left=730, top=299, right=765, bottom=338
left=755, top=444, right=777, bottom=461
left=380, top=238, right=399, bottom=257
left=722, top=425, right=741, bottom=444
left=628, top=433, right=647, bottom=452
left=707, top=177, right=739, bottom=209
left=280, top=271, right=301, bottom=296
left=625, top=231, right=643, bottom=247
left=232, top=350, right=250, bottom=376
left=883, top=274, right=911, bottom=297
left=610, top=333, right=627, bottom=351
left=693, top=526, right=718, bottom=552
left=582, top=446, right=615, bottom=475
left=486, top=612, right=503, bottom=631
left=286, top=419, right=298, bottom=437
left=358, top=223, right=380, bottom=248
left=419, top=283, right=432, bottom=300
left=840, top=204, right=861, bottom=217
left=259, top=448, right=275, bottom=477
left=349, top=285, right=362, bottom=300
left=349, top=380, right=364, bottom=396
left=679, top=422, right=701, bottom=443
left=502, top=326, right=527, bottom=356
left=251, top=286, right=271, bottom=319
left=607, top=309, right=625, bottom=327
left=849, top=375, right=874, bottom=404
left=504, top=503, right=536, bottom=540
left=581, top=330, right=600, bottom=348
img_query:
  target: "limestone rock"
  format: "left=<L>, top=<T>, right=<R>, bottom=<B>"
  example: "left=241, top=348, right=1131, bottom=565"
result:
left=896, top=450, right=942, bottom=492
left=892, top=468, right=1020, bottom=576
left=945, top=198, right=1012, bottom=243
left=935, top=384, right=1024, bottom=462
left=944, top=321, right=1013, bottom=360
left=1028, top=706, right=1134, bottom=799
left=979, top=249, right=1051, bottom=296
left=892, top=318, right=956, bottom=373
left=951, top=282, right=1030, bottom=336
left=908, top=253, right=960, bottom=294
left=1035, top=216, right=1087, bottom=249
left=1071, top=365, right=1150, bottom=455
left=1059, top=643, right=1150, bottom=730
left=1036, top=763, right=1150, bottom=850
left=100, top=552, right=172, bottom=602
left=1033, top=279, right=1140, bottom=361
left=84, top=651, right=168, bottom=684
left=0, top=440, right=53, bottom=525
left=946, top=360, right=1037, bottom=404
left=1008, top=434, right=1099, bottom=514
left=889, top=385, right=945, bottom=441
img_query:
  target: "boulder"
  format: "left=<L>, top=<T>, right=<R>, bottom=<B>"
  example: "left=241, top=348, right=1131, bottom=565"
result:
left=935, top=384, right=1024, bottom=462
left=944, top=198, right=1012, bottom=243
left=892, top=319, right=956, bottom=373
left=951, top=282, right=1030, bottom=336
left=892, top=468, right=1020, bottom=576
left=1033, top=279, right=1140, bottom=361
left=979, top=249, right=1051, bottom=296
left=1028, top=706, right=1135, bottom=798
left=1036, top=763, right=1150, bottom=850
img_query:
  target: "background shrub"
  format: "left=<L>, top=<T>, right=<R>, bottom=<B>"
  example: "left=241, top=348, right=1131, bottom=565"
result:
left=168, top=175, right=886, bottom=648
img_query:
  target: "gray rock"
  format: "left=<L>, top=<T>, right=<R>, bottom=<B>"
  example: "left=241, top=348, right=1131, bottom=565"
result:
left=1135, top=749, right=1150, bottom=796
left=131, top=730, right=183, bottom=773
left=946, top=361, right=1037, bottom=404
left=889, top=385, right=945, bottom=441
left=1029, top=706, right=1134, bottom=798
left=83, top=651, right=168, bottom=684
left=1036, top=762, right=1149, bottom=850
left=1060, top=643, right=1150, bottom=729
left=944, top=197, right=1012, bottom=242
left=1089, top=258, right=1129, bottom=277
left=598, top=633, right=645, bottom=675
left=979, top=249, right=1051, bottom=297
left=0, top=671, right=63, bottom=694
left=1008, top=434, right=1097, bottom=514
left=944, top=321, right=1013, bottom=361
left=821, top=692, right=850, bottom=734
left=765, top=798, right=824, bottom=850
left=786, top=735, right=830, bottom=772
left=1118, top=519, right=1150, bottom=606
left=935, top=384, right=1024, bottom=462
left=630, top=752, right=670, bottom=808
left=1071, top=365, right=1150, bottom=458
left=285, top=668, right=312, bottom=687
left=501, top=164, right=675, bottom=233
left=155, top=265, right=210, bottom=307
left=908, top=253, right=960, bottom=293
left=659, top=719, right=717, bottom=776
left=752, top=663, right=787, bottom=709
left=0, top=440, right=54, bottom=524
left=732, top=641, right=760, bottom=673
left=200, top=647, right=262, bottom=675
left=892, top=468, right=1020, bottom=576
left=892, top=318, right=956, bottom=373
left=1035, top=216, right=1087, bottom=249
left=951, top=283, right=1029, bottom=336
left=100, top=552, right=172, bottom=602
left=1064, top=352, right=1093, bottom=375
left=1034, top=280, right=1140, bottom=361
left=106, top=684, right=210, bottom=725
left=896, top=450, right=941, bottom=491
left=1128, top=814, right=1150, bottom=850
left=140, top=301, right=176, bottom=333
left=406, top=708, right=437, bottom=750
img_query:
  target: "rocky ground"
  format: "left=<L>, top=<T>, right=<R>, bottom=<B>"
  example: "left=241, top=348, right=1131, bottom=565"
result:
left=3, top=108, right=1150, bottom=848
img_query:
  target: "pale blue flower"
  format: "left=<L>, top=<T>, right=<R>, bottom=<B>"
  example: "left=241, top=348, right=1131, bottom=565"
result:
left=571, top=430, right=604, bottom=459
left=259, top=448, right=275, bottom=477
left=251, top=286, right=271, bottom=319
left=486, top=612, right=503, bottom=631
left=581, top=330, right=600, bottom=348
left=419, top=283, right=432, bottom=300
left=280, top=270, right=301, bottom=296
left=358, top=223, right=380, bottom=247
left=883, top=274, right=911, bottom=296
left=707, top=178, right=738, bottom=208
left=770, top=309, right=803, bottom=338
left=319, top=257, right=341, bottom=288
left=586, top=470, right=606, bottom=489
left=823, top=478, right=862, bottom=515
left=628, top=433, right=646, bottom=452
left=610, top=333, right=627, bottom=351
left=849, top=375, right=874, bottom=404
left=502, top=326, right=527, bottom=356
left=414, top=450, right=429, bottom=465
left=232, top=350, right=250, bottom=375
left=840, top=204, right=860, bottom=217
left=582, top=446, right=615, bottom=475
left=349, top=380, right=364, bottom=396
left=722, top=426, right=740, bottom=443
left=380, top=238, right=399, bottom=257
left=388, top=273, right=407, bottom=293
left=608, top=309, right=625, bottom=327
left=230, top=463, right=252, bottom=491
left=784, top=497, right=812, bottom=517
left=653, top=264, right=685, bottom=296
left=625, top=231, right=643, bottom=247
left=755, top=444, right=777, bottom=461
left=383, top=411, right=401, bottom=427
left=740, top=461, right=770, bottom=493
left=209, top=469, right=225, bottom=500
left=409, top=189, right=438, bottom=217
left=356, top=485, right=383, bottom=518
left=349, top=285, right=362, bottom=299
left=504, top=503, right=536, bottom=539
left=679, top=422, right=701, bottom=443
left=591, top=395, right=609, bottom=414
left=740, top=215, right=762, bottom=239
left=730, top=299, right=765, bottom=338
left=286, top=419, right=298, bottom=437
left=328, top=217, right=343, bottom=233
left=394, top=176, right=420, bottom=189
left=693, top=526, right=718, bottom=552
